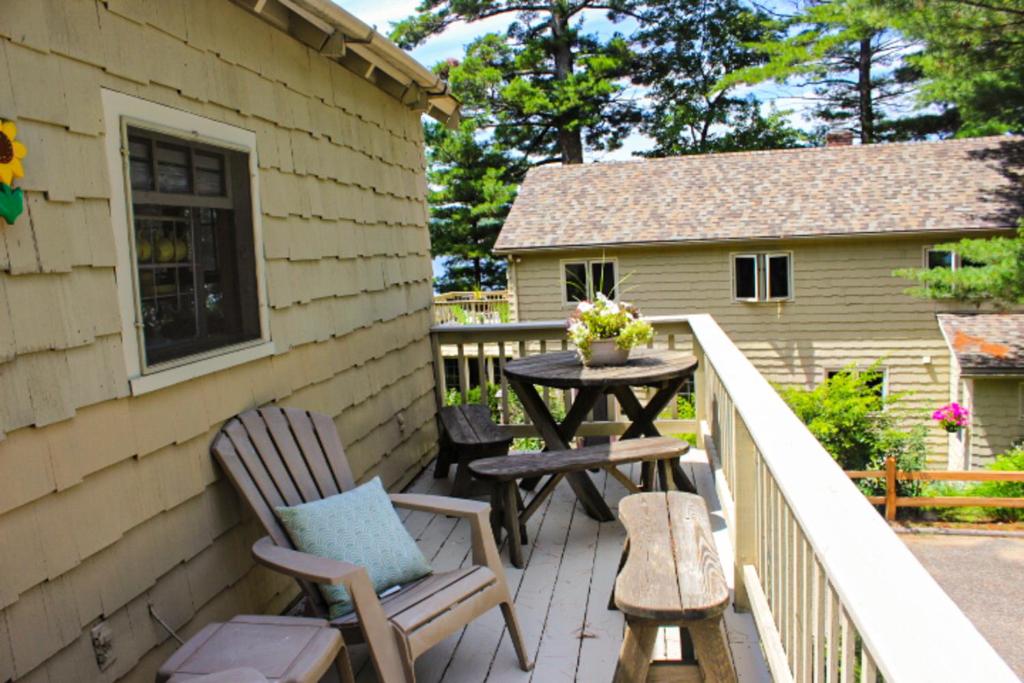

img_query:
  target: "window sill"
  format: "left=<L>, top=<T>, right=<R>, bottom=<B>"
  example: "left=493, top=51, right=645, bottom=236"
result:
left=129, top=339, right=275, bottom=396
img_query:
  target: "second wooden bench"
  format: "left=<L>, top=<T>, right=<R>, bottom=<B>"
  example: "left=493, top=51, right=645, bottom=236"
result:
left=469, top=437, right=689, bottom=567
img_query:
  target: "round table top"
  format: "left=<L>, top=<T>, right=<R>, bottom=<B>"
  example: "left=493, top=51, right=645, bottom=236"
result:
left=503, top=350, right=698, bottom=389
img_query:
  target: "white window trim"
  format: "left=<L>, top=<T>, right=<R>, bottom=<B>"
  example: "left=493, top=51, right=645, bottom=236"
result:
left=101, top=89, right=273, bottom=396
left=560, top=257, right=619, bottom=306
left=732, top=252, right=794, bottom=303
left=765, top=252, right=794, bottom=302
left=924, top=246, right=963, bottom=270
left=731, top=253, right=759, bottom=302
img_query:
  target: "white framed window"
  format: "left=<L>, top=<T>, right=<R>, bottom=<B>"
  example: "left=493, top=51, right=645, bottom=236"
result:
left=102, top=90, right=273, bottom=396
left=825, top=366, right=889, bottom=399
left=925, top=247, right=982, bottom=270
left=561, top=258, right=617, bottom=304
left=732, top=252, right=792, bottom=302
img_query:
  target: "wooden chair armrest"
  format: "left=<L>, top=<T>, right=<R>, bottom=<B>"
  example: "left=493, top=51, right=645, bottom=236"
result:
left=251, top=537, right=407, bottom=683
left=251, top=536, right=364, bottom=585
left=389, top=493, right=490, bottom=518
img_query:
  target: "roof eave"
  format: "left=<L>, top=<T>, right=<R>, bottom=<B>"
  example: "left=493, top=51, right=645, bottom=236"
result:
left=237, top=0, right=460, bottom=127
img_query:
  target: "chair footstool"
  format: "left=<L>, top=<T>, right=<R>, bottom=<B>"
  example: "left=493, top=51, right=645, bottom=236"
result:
left=157, top=615, right=351, bottom=683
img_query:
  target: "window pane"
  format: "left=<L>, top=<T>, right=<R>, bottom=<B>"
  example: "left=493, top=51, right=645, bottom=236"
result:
left=927, top=250, right=954, bottom=269
left=128, top=136, right=153, bottom=191
left=565, top=263, right=587, bottom=302
left=734, top=256, right=757, bottom=299
left=592, top=261, right=616, bottom=299
left=128, top=127, right=260, bottom=367
left=767, top=254, right=790, bottom=299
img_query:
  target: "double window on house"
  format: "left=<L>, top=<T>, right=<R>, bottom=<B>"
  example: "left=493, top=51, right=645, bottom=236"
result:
left=563, top=259, right=617, bottom=303
left=732, top=252, right=792, bottom=302
left=925, top=247, right=981, bottom=271
left=102, top=90, right=272, bottom=395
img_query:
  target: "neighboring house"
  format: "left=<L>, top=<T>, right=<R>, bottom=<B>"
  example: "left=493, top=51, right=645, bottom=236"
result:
left=939, top=314, right=1024, bottom=467
left=0, top=2, right=454, bottom=681
left=495, top=135, right=1024, bottom=467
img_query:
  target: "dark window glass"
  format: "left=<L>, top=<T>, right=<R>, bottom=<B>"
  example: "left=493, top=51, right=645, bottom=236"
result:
left=564, top=262, right=588, bottom=302
left=734, top=256, right=757, bottom=299
left=592, top=261, right=616, bottom=299
left=827, top=369, right=886, bottom=398
left=128, top=127, right=260, bottom=367
left=927, top=250, right=954, bottom=269
left=961, top=254, right=984, bottom=268
left=767, top=254, right=790, bottom=299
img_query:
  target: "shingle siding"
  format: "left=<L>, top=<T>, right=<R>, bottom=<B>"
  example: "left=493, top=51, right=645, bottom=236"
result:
left=0, top=2, right=438, bottom=680
left=970, top=378, right=1024, bottom=466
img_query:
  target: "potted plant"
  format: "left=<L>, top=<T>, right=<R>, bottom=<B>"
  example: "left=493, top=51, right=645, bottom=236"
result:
left=567, top=293, right=654, bottom=366
left=932, top=402, right=969, bottom=433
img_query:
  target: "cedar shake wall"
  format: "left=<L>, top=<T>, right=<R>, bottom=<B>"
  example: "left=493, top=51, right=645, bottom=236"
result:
left=509, top=235, right=1013, bottom=466
left=0, top=2, right=438, bottom=681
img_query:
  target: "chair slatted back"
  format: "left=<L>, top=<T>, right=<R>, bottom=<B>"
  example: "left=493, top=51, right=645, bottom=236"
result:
left=211, top=406, right=358, bottom=615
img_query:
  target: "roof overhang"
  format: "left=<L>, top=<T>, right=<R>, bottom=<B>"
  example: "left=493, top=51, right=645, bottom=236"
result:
left=234, top=0, right=460, bottom=127
left=495, top=226, right=1018, bottom=255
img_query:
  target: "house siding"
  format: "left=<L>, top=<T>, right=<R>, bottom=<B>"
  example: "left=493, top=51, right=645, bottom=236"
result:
left=969, top=378, right=1024, bottom=466
left=509, top=234, right=1012, bottom=466
left=0, top=2, right=438, bottom=682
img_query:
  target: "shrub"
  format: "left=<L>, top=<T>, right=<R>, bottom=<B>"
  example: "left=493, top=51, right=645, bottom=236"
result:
left=971, top=447, right=1024, bottom=522
left=777, top=362, right=927, bottom=494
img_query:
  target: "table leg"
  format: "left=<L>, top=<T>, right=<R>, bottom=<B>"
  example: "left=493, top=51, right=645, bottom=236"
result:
left=508, top=380, right=614, bottom=522
left=502, top=482, right=524, bottom=568
left=612, top=622, right=658, bottom=683
left=656, top=459, right=670, bottom=491
left=610, top=381, right=698, bottom=494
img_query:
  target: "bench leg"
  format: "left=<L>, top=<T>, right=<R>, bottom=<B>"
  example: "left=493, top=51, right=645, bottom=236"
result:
left=608, top=538, right=630, bottom=611
left=489, top=484, right=504, bottom=543
left=452, top=458, right=475, bottom=498
left=502, top=482, right=524, bottom=568
left=641, top=462, right=656, bottom=492
left=656, top=459, right=670, bottom=491
left=434, top=439, right=452, bottom=478
left=612, top=622, right=658, bottom=683
left=688, top=617, right=737, bottom=683
left=514, top=485, right=528, bottom=544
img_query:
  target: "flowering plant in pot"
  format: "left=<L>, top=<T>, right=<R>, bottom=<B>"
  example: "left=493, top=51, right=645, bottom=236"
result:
left=567, top=293, right=654, bottom=366
left=932, top=402, right=969, bottom=433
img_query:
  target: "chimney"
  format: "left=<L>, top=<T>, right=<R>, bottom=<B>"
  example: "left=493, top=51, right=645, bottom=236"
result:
left=825, top=129, right=854, bottom=147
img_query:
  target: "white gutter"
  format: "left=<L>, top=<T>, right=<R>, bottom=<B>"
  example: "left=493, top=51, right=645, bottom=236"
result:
left=280, top=0, right=459, bottom=124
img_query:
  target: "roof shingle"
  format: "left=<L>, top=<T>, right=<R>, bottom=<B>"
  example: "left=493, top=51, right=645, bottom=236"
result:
left=495, top=136, right=1024, bottom=252
left=938, top=313, right=1024, bottom=375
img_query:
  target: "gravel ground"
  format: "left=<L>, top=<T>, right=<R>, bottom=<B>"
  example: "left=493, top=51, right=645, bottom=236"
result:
left=901, top=533, right=1024, bottom=679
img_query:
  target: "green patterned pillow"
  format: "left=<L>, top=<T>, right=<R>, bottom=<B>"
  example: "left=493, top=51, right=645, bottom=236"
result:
left=275, top=477, right=431, bottom=618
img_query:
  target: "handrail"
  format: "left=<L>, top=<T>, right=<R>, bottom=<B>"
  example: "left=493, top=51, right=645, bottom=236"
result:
left=687, top=313, right=1016, bottom=682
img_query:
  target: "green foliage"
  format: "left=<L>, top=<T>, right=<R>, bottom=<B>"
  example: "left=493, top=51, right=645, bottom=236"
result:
left=494, top=301, right=512, bottom=323
left=425, top=117, right=519, bottom=291
left=894, top=225, right=1024, bottom=309
left=778, top=362, right=927, bottom=481
left=632, top=0, right=809, bottom=156
left=925, top=446, right=1024, bottom=522
left=865, top=0, right=1024, bottom=134
left=393, top=4, right=640, bottom=165
left=719, top=1, right=942, bottom=142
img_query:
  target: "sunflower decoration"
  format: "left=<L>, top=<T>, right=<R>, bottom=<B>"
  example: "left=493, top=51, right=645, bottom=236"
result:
left=0, top=120, right=27, bottom=225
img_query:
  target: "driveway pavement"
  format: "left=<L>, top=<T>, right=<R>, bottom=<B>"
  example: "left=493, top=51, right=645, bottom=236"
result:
left=901, top=533, right=1024, bottom=679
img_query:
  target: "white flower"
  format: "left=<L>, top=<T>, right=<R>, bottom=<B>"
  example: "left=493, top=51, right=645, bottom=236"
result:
left=576, top=300, right=595, bottom=313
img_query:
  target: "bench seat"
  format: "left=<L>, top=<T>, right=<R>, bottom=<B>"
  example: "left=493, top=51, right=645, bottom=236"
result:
left=436, top=404, right=513, bottom=497
left=470, top=437, right=689, bottom=567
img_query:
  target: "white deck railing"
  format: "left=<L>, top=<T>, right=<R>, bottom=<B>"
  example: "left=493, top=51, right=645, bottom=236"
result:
left=429, top=315, right=1017, bottom=682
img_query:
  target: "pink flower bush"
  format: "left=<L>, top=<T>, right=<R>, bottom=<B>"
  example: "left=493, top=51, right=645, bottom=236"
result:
left=932, top=402, right=969, bottom=432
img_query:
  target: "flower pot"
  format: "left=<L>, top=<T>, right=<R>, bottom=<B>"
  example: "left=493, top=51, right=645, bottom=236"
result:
left=943, top=424, right=960, bottom=434
left=586, top=339, right=630, bottom=367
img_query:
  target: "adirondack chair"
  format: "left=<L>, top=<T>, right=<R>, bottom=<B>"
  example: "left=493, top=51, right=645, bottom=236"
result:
left=211, top=407, right=532, bottom=683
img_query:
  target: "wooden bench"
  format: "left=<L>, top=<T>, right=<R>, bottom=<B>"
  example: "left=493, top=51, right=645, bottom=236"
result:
left=612, top=492, right=736, bottom=683
left=436, top=404, right=514, bottom=497
left=469, top=437, right=689, bottom=567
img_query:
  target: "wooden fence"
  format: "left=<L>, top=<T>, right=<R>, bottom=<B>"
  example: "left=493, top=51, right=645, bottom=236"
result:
left=847, top=456, right=1024, bottom=521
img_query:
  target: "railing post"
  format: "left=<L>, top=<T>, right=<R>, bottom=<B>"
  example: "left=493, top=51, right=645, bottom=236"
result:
left=885, top=455, right=897, bottom=522
left=694, top=341, right=707, bottom=449
left=733, top=410, right=757, bottom=611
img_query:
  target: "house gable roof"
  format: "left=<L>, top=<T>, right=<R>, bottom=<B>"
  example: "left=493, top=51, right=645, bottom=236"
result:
left=938, top=313, right=1024, bottom=375
left=495, top=136, right=1024, bottom=253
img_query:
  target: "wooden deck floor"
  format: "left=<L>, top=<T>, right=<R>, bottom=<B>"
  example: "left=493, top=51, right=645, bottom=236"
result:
left=345, top=448, right=771, bottom=683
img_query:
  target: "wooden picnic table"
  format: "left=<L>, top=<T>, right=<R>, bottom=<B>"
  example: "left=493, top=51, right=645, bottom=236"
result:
left=502, top=349, right=699, bottom=522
